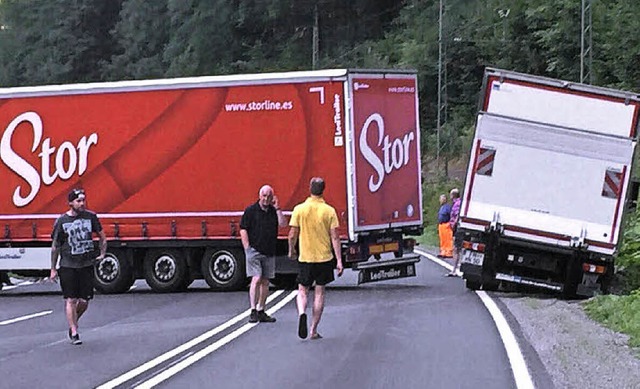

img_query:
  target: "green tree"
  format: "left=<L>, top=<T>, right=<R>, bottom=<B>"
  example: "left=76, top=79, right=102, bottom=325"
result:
left=104, top=0, right=170, bottom=80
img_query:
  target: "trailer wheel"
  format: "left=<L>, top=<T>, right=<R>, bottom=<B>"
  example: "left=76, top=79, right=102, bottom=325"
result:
left=94, top=249, right=134, bottom=294
left=143, top=249, right=188, bottom=293
left=201, top=249, right=246, bottom=291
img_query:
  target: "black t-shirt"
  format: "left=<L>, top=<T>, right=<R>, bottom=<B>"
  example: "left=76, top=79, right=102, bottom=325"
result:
left=52, top=210, right=103, bottom=268
left=239, top=202, right=278, bottom=256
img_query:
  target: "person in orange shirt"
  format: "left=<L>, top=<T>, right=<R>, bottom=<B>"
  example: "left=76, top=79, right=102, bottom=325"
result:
left=288, top=177, right=343, bottom=340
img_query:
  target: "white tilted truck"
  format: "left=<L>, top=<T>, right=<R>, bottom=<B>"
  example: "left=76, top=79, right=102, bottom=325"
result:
left=459, top=68, right=640, bottom=297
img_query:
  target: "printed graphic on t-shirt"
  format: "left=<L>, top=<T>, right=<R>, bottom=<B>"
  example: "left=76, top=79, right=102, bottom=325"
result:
left=62, top=219, right=94, bottom=255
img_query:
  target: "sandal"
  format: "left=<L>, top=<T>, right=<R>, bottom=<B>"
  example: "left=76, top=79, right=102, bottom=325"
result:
left=310, top=333, right=323, bottom=340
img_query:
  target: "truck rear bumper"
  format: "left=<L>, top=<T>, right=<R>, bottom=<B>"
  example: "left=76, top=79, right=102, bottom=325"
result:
left=494, top=272, right=563, bottom=292
left=353, top=254, right=420, bottom=284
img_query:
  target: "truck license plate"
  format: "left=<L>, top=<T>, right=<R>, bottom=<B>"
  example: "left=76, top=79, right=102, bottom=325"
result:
left=461, top=250, right=484, bottom=266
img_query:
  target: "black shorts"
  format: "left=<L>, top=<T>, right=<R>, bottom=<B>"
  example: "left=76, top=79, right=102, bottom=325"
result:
left=59, top=266, right=94, bottom=300
left=454, top=229, right=464, bottom=249
left=297, top=261, right=335, bottom=287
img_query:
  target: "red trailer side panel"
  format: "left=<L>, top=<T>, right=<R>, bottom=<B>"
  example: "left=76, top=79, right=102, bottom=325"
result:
left=0, top=79, right=348, bottom=241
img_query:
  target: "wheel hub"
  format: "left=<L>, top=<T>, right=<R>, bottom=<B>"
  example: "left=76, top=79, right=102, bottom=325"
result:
left=97, top=256, right=119, bottom=282
left=155, top=255, right=176, bottom=281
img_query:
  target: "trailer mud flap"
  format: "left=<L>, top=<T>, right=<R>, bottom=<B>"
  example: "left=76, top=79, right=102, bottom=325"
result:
left=355, top=256, right=420, bottom=285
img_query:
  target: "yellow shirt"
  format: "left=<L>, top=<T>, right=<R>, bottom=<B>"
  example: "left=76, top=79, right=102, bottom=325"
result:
left=289, top=196, right=339, bottom=263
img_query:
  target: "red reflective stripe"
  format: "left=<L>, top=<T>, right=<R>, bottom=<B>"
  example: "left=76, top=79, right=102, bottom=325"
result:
left=610, top=166, right=627, bottom=243
left=476, top=148, right=495, bottom=174
left=464, top=139, right=482, bottom=217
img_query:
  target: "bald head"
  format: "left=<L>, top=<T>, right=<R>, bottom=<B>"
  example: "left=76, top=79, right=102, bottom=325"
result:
left=259, top=185, right=274, bottom=197
left=258, top=185, right=274, bottom=209
left=310, top=177, right=325, bottom=196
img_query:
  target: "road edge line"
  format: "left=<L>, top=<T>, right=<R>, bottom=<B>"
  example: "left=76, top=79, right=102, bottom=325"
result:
left=416, top=247, right=535, bottom=389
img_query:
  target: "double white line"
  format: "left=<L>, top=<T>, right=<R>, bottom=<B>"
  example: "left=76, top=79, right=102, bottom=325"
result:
left=97, top=289, right=298, bottom=389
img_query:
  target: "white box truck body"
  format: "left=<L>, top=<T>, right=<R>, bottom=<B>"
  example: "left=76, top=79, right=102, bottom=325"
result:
left=459, top=68, right=640, bottom=297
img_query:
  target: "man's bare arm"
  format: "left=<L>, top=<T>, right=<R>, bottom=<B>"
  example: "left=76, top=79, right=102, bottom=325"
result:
left=240, top=229, right=250, bottom=250
left=276, top=209, right=287, bottom=227
left=97, top=229, right=107, bottom=259
left=50, top=241, right=60, bottom=280
left=288, top=227, right=300, bottom=259
left=330, top=228, right=343, bottom=276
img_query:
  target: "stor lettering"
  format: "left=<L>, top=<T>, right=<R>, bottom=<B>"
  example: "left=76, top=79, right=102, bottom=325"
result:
left=359, top=113, right=414, bottom=193
left=0, top=112, right=98, bottom=207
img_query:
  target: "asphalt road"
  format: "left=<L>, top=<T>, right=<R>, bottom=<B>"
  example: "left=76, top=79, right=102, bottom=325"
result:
left=0, top=254, right=546, bottom=389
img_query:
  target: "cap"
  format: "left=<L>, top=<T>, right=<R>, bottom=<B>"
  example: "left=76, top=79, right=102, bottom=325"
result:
left=68, top=189, right=86, bottom=202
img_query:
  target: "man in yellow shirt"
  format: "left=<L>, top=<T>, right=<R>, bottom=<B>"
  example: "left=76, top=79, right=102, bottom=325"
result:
left=288, top=177, right=343, bottom=340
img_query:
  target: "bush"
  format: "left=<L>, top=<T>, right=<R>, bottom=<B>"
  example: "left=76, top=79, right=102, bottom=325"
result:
left=583, top=289, right=640, bottom=348
left=614, top=209, right=640, bottom=293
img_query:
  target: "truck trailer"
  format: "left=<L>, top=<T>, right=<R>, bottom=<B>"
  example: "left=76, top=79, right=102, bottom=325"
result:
left=0, top=69, right=423, bottom=293
left=459, top=68, right=640, bottom=297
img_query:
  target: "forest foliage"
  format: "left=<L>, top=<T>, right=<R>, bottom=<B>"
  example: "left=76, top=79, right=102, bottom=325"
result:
left=1, top=0, right=639, bottom=161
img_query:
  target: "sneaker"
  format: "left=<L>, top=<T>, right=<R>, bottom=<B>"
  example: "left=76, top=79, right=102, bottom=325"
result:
left=71, top=333, right=82, bottom=345
left=298, top=313, right=308, bottom=339
left=258, top=310, right=276, bottom=323
left=249, top=309, right=259, bottom=323
left=68, top=328, right=72, bottom=340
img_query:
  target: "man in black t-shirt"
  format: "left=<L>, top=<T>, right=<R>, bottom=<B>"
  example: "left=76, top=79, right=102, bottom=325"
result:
left=240, top=185, right=287, bottom=323
left=50, top=189, right=106, bottom=345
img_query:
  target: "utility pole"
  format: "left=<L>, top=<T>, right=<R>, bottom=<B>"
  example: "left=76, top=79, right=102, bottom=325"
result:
left=580, top=0, right=593, bottom=84
left=437, top=0, right=447, bottom=176
left=312, top=4, right=319, bottom=70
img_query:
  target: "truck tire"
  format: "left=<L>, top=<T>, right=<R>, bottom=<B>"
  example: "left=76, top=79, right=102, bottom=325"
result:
left=465, top=279, right=482, bottom=291
left=143, top=249, right=188, bottom=293
left=94, top=249, right=134, bottom=294
left=201, top=248, right=246, bottom=291
left=562, top=256, right=582, bottom=299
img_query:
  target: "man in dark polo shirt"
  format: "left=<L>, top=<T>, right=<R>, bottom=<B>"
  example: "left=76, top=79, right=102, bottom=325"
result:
left=240, top=185, right=287, bottom=323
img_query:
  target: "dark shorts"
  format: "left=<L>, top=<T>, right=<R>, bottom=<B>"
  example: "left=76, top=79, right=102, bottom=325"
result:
left=454, top=229, right=464, bottom=249
left=59, top=266, right=94, bottom=300
left=297, top=261, right=335, bottom=287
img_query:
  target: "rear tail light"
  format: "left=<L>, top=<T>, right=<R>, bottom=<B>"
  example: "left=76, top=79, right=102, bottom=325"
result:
left=582, top=263, right=606, bottom=274
left=462, top=240, right=485, bottom=252
left=346, top=245, right=362, bottom=262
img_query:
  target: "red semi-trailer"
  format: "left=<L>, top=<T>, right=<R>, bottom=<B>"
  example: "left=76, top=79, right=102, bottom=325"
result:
left=0, top=69, right=423, bottom=293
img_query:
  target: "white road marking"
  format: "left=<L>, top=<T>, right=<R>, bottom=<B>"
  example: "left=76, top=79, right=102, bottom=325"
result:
left=96, top=289, right=287, bottom=389
left=0, top=310, right=53, bottom=326
left=476, top=290, right=535, bottom=389
left=1, top=280, right=37, bottom=291
left=416, top=248, right=535, bottom=389
left=134, top=290, right=298, bottom=388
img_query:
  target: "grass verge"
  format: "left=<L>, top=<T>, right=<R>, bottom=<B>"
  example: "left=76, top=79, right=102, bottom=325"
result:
left=583, top=290, right=640, bottom=349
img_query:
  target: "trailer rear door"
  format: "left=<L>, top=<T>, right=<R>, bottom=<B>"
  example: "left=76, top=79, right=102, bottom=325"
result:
left=461, top=70, right=640, bottom=255
left=346, top=72, right=422, bottom=240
